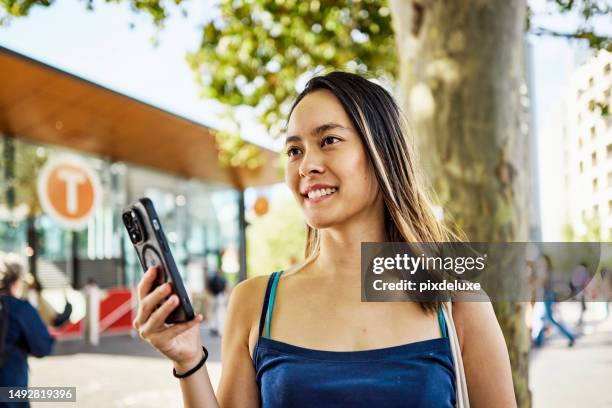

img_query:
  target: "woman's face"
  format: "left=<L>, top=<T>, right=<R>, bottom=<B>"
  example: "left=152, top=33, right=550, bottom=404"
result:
left=285, top=89, right=382, bottom=230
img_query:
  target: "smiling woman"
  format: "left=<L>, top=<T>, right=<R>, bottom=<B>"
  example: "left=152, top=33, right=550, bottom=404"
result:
left=132, top=71, right=516, bottom=408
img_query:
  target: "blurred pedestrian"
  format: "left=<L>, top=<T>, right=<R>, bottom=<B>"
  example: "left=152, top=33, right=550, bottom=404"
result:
left=206, top=269, right=227, bottom=337
left=534, top=254, right=576, bottom=347
left=570, top=262, right=589, bottom=325
left=0, top=253, right=55, bottom=407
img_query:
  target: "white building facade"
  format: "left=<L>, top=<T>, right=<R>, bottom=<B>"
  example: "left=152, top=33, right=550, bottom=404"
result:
left=565, top=50, right=612, bottom=239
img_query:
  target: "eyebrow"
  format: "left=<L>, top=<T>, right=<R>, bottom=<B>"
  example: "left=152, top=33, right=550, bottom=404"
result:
left=285, top=122, right=348, bottom=145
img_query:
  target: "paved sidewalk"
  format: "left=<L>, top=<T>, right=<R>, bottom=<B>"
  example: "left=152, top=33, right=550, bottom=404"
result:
left=29, top=324, right=223, bottom=408
left=529, top=302, right=612, bottom=408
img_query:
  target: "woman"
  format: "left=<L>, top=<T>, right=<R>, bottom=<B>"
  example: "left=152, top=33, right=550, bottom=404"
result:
left=0, top=253, right=55, bottom=406
left=133, top=72, right=516, bottom=407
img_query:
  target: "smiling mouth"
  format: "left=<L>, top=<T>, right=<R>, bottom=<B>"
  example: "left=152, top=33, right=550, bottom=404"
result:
left=303, top=187, right=338, bottom=203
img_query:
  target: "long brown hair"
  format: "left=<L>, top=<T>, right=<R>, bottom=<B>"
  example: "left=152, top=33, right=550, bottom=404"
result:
left=288, top=71, right=463, bottom=311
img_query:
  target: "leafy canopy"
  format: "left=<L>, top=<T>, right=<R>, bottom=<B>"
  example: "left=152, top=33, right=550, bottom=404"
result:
left=2, top=0, right=609, bottom=160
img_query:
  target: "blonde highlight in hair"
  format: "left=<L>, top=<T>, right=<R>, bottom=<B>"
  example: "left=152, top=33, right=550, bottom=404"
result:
left=290, top=71, right=463, bottom=311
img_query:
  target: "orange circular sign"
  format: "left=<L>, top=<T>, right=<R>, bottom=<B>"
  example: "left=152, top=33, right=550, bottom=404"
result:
left=37, top=157, right=100, bottom=229
left=254, top=196, right=269, bottom=216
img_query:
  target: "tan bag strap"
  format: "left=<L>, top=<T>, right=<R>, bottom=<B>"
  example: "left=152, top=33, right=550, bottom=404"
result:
left=441, top=301, right=470, bottom=408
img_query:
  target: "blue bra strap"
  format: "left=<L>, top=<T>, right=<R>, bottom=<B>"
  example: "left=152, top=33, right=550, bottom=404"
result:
left=438, top=303, right=448, bottom=339
left=258, top=272, right=278, bottom=337
left=265, top=271, right=283, bottom=338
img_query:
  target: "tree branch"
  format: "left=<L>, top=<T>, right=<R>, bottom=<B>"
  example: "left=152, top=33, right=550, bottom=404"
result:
left=531, top=26, right=612, bottom=50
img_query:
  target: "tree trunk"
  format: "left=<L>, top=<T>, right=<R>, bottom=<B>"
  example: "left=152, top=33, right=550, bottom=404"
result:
left=388, top=1, right=531, bottom=406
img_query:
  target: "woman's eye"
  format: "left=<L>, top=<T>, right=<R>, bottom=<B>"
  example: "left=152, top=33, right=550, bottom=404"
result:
left=322, top=136, right=340, bottom=146
left=286, top=147, right=301, bottom=157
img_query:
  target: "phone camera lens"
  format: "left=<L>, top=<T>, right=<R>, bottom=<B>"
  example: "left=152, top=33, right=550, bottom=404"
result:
left=124, top=210, right=143, bottom=244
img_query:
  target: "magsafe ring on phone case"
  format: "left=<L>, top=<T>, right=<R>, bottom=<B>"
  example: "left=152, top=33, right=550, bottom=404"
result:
left=142, top=245, right=167, bottom=284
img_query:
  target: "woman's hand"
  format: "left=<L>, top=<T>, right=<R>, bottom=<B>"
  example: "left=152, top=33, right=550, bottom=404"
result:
left=133, top=266, right=204, bottom=368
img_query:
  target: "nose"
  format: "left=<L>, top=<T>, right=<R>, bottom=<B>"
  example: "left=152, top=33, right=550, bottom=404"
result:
left=298, top=149, right=325, bottom=177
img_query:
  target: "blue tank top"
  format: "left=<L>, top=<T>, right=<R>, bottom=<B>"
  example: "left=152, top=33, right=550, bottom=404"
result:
left=252, top=271, right=457, bottom=408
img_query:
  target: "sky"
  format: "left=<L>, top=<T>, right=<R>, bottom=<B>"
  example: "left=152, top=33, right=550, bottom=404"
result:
left=0, top=0, right=610, bottom=232
left=0, top=0, right=277, bottom=148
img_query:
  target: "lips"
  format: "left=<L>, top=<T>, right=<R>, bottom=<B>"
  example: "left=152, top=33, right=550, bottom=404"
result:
left=304, top=187, right=338, bottom=203
left=301, top=183, right=338, bottom=196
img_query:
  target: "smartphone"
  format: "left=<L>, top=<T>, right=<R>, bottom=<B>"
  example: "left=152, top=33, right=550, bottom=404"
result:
left=122, top=197, right=195, bottom=324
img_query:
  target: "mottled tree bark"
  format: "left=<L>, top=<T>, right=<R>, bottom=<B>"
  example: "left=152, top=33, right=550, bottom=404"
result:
left=388, top=1, right=531, bottom=406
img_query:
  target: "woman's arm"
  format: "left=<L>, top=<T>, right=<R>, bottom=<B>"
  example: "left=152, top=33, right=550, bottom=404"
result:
left=19, top=300, right=55, bottom=357
left=453, top=301, right=517, bottom=408
left=174, top=358, right=219, bottom=408
left=133, top=267, right=213, bottom=407
left=134, top=267, right=264, bottom=408
left=215, top=277, right=265, bottom=407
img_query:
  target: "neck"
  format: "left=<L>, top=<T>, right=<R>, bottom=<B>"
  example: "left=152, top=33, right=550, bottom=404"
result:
left=312, top=218, right=387, bottom=280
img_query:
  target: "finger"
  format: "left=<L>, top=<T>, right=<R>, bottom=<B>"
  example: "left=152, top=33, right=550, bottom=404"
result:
left=163, top=314, right=203, bottom=339
left=148, top=313, right=203, bottom=347
left=147, top=315, right=203, bottom=353
left=145, top=294, right=181, bottom=331
left=137, top=266, right=159, bottom=300
left=140, top=282, right=173, bottom=320
left=135, top=282, right=173, bottom=329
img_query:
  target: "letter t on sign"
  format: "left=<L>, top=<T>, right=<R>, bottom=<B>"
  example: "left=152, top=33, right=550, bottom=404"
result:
left=57, top=169, right=86, bottom=214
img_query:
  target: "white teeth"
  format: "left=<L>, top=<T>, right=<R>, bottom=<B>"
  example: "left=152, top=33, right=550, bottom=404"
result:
left=307, top=188, right=337, bottom=199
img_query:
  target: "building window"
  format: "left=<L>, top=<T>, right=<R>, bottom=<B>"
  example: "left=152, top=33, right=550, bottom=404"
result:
left=591, top=126, right=597, bottom=139
left=608, top=144, right=612, bottom=159
left=593, top=178, right=598, bottom=192
left=592, top=152, right=597, bottom=166
left=608, top=172, right=612, bottom=187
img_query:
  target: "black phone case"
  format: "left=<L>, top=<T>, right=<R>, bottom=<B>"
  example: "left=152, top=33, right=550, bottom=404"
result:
left=122, top=198, right=195, bottom=323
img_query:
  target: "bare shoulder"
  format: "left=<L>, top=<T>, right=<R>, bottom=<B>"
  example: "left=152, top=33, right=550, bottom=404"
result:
left=227, top=264, right=305, bottom=327
left=227, top=262, right=312, bottom=346
left=228, top=274, right=272, bottom=320
left=451, top=301, right=500, bottom=350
